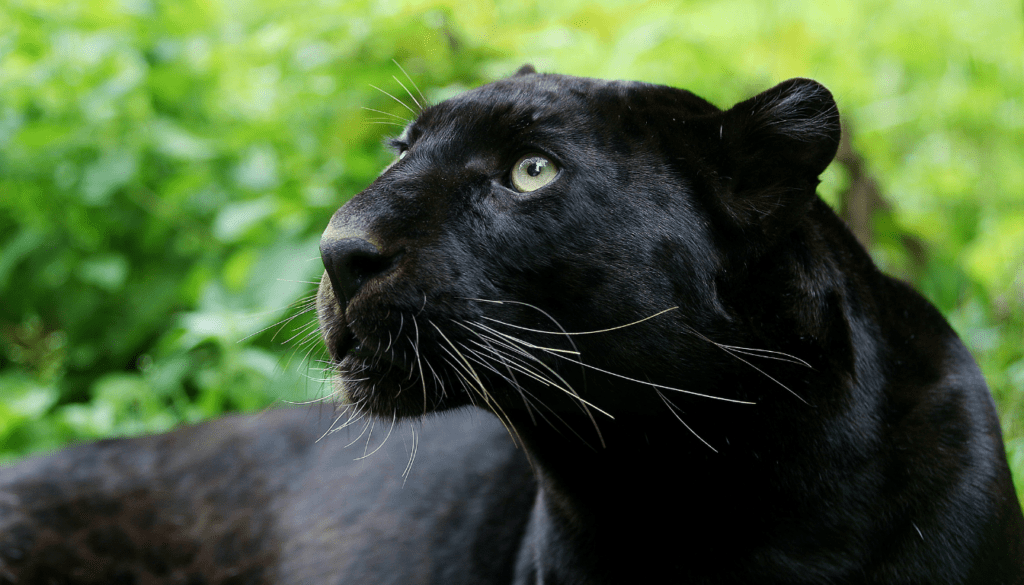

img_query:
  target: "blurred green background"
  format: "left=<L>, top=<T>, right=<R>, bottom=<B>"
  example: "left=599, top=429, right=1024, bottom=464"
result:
left=0, top=0, right=1021, bottom=500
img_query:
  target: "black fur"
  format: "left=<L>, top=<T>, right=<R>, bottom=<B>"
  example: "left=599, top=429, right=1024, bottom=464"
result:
left=2, top=70, right=1022, bottom=584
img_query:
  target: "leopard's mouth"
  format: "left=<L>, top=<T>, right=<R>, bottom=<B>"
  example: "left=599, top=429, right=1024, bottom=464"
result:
left=335, top=329, right=416, bottom=376
left=321, top=303, right=412, bottom=373
left=348, top=344, right=410, bottom=371
left=316, top=275, right=478, bottom=415
left=328, top=329, right=356, bottom=363
left=331, top=331, right=475, bottom=417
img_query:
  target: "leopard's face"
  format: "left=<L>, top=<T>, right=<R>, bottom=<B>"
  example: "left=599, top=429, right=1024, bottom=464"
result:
left=316, top=71, right=840, bottom=424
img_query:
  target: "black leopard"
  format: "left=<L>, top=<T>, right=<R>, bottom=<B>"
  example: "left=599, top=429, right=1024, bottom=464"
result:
left=2, top=66, right=1021, bottom=584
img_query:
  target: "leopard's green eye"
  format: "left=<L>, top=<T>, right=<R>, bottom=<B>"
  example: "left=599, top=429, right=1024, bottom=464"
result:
left=511, top=154, right=558, bottom=192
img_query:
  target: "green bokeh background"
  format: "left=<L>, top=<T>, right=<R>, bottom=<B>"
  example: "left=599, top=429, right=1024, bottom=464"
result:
left=1, top=0, right=1022, bottom=501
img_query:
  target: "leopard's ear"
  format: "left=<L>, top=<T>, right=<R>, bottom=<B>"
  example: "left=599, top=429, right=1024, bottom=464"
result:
left=722, top=78, right=840, bottom=186
left=710, top=79, right=841, bottom=244
left=513, top=64, right=537, bottom=77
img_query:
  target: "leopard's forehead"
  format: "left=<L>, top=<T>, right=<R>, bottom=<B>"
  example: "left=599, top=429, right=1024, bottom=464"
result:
left=406, top=75, right=626, bottom=144
left=426, top=74, right=637, bottom=122
left=403, top=73, right=719, bottom=155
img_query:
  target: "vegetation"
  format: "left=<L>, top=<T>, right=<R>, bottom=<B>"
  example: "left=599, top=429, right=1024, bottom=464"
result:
left=1, top=0, right=1021, bottom=499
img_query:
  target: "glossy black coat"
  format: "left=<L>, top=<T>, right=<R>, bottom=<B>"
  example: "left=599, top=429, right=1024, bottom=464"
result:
left=3, top=69, right=1022, bottom=584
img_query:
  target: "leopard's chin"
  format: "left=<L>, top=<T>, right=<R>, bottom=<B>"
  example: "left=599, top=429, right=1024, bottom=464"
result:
left=332, top=352, right=473, bottom=419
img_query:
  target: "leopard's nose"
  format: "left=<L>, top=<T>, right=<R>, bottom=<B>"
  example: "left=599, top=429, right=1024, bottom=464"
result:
left=319, top=235, right=393, bottom=305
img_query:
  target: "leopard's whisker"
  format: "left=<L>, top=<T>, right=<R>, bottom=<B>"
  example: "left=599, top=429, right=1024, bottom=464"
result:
left=355, top=411, right=398, bottom=460
left=458, top=343, right=540, bottom=423
left=290, top=374, right=333, bottom=387
left=472, top=299, right=805, bottom=404
left=481, top=305, right=680, bottom=336
left=236, top=292, right=319, bottom=343
left=245, top=292, right=318, bottom=318
left=361, top=106, right=412, bottom=123
left=716, top=344, right=813, bottom=368
left=432, top=323, right=490, bottom=399
left=409, top=317, right=429, bottom=413
left=464, top=337, right=556, bottom=389
left=457, top=336, right=566, bottom=420
left=527, top=339, right=756, bottom=405
left=401, top=421, right=419, bottom=485
left=458, top=343, right=521, bottom=389
left=680, top=324, right=808, bottom=404
left=282, top=374, right=342, bottom=402
left=392, top=59, right=428, bottom=106
left=316, top=403, right=357, bottom=442
left=386, top=314, right=403, bottom=353
left=440, top=356, right=481, bottom=409
left=459, top=323, right=563, bottom=383
left=462, top=329, right=613, bottom=421
left=459, top=340, right=601, bottom=449
left=655, top=389, right=718, bottom=453
left=467, top=326, right=579, bottom=355
left=462, top=322, right=609, bottom=447
left=298, top=326, right=326, bottom=347
left=278, top=318, right=321, bottom=347
left=465, top=298, right=590, bottom=384
left=273, top=321, right=327, bottom=376
left=461, top=322, right=607, bottom=416
left=336, top=412, right=374, bottom=448
left=369, top=84, right=417, bottom=116
left=433, top=322, right=522, bottom=444
left=471, top=319, right=751, bottom=404
left=366, top=120, right=409, bottom=128
left=392, top=75, right=422, bottom=111
left=361, top=420, right=376, bottom=457
left=424, top=358, right=445, bottom=397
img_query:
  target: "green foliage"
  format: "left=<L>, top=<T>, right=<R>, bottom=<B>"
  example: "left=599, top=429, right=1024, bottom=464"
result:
left=0, top=0, right=496, bottom=461
left=1, top=0, right=1022, bottom=502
